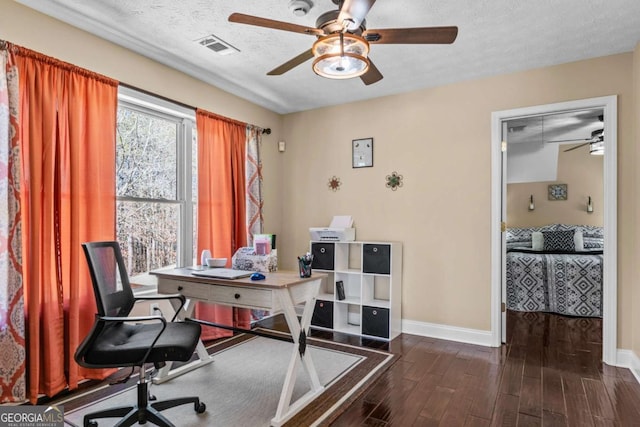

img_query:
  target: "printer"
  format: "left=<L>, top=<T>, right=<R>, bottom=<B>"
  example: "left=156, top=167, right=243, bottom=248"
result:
left=309, top=215, right=356, bottom=241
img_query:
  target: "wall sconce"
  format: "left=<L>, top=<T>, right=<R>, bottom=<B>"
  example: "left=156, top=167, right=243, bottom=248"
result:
left=528, top=195, right=535, bottom=211
left=587, top=196, right=593, bottom=213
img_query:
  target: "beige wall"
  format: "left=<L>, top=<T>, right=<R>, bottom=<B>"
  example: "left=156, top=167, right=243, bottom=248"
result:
left=507, top=143, right=604, bottom=227
left=0, top=0, right=285, bottom=240
left=281, top=53, right=635, bottom=346
left=3, top=1, right=639, bottom=350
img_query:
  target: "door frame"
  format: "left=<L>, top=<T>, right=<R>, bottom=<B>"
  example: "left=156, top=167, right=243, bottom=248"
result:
left=490, top=95, right=617, bottom=365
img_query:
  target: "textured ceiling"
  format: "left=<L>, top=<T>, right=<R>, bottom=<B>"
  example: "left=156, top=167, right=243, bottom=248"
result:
left=14, top=0, right=640, bottom=114
left=506, top=109, right=604, bottom=145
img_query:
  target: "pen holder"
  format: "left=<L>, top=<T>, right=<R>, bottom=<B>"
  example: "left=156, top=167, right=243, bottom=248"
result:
left=298, top=259, right=312, bottom=278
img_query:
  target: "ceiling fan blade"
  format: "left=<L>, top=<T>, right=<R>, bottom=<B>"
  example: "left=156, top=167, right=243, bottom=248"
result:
left=364, top=26, right=458, bottom=44
left=267, top=49, right=314, bottom=75
left=564, top=142, right=591, bottom=152
left=360, top=58, right=383, bottom=85
left=229, top=13, right=323, bottom=36
left=546, top=138, right=590, bottom=143
left=338, top=0, right=376, bottom=31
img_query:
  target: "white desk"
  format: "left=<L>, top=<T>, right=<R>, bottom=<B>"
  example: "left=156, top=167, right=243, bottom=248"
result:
left=150, top=268, right=326, bottom=427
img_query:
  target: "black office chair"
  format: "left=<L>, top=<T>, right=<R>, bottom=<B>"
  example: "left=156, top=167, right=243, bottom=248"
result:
left=75, top=241, right=206, bottom=427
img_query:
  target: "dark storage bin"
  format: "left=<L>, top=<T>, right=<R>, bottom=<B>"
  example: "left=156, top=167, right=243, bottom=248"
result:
left=311, top=300, right=333, bottom=329
left=311, top=243, right=335, bottom=270
left=362, top=244, right=391, bottom=274
left=362, top=306, right=389, bottom=338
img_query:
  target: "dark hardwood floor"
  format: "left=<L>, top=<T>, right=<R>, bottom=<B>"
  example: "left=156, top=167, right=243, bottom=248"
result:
left=309, top=310, right=640, bottom=426
left=43, top=310, right=640, bottom=426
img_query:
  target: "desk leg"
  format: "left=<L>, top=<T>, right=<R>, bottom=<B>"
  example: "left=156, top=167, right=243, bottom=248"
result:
left=153, top=298, right=214, bottom=384
left=271, top=279, right=323, bottom=426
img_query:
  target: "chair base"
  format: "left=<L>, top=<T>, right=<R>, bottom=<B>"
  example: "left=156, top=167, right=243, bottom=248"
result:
left=83, top=380, right=205, bottom=427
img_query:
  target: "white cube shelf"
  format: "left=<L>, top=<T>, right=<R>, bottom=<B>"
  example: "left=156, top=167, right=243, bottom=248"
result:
left=309, top=240, right=402, bottom=340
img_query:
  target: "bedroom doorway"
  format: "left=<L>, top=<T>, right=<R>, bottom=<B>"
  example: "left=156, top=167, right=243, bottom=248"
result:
left=490, top=96, right=618, bottom=365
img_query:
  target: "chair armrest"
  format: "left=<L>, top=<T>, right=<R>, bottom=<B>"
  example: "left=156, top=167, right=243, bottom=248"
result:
left=100, top=314, right=168, bottom=325
left=133, top=294, right=187, bottom=322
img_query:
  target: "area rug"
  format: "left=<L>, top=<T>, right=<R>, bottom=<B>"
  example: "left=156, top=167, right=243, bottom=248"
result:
left=60, top=334, right=395, bottom=426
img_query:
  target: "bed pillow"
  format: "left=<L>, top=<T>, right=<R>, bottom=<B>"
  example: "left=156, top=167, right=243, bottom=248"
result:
left=532, top=232, right=544, bottom=250
left=542, top=230, right=575, bottom=252
left=579, top=225, right=604, bottom=239
left=584, top=237, right=604, bottom=249
left=506, top=225, right=557, bottom=245
left=574, top=230, right=584, bottom=251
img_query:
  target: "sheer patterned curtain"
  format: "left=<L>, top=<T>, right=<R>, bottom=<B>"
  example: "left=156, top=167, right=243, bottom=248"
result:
left=0, top=42, right=25, bottom=404
left=13, top=44, right=118, bottom=402
left=195, top=109, right=251, bottom=339
left=245, top=125, right=263, bottom=246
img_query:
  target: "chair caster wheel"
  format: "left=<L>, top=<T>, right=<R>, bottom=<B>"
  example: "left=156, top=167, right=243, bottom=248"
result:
left=195, top=402, right=206, bottom=413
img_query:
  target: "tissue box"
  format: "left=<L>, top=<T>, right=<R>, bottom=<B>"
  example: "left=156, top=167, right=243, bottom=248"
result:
left=232, top=247, right=278, bottom=273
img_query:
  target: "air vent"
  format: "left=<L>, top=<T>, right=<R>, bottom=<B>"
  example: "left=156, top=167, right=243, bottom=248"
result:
left=196, top=34, right=239, bottom=56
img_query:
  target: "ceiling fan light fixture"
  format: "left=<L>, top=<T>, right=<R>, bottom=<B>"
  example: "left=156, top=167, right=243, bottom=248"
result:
left=589, top=128, right=604, bottom=155
left=312, top=33, right=370, bottom=79
left=589, top=139, right=604, bottom=155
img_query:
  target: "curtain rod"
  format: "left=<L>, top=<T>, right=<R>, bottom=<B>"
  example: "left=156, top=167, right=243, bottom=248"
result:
left=119, top=82, right=270, bottom=134
left=120, top=82, right=195, bottom=110
left=1, top=41, right=271, bottom=133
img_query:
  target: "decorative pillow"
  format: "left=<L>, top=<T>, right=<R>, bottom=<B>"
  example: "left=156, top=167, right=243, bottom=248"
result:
left=532, top=232, right=544, bottom=250
left=573, top=230, right=584, bottom=251
left=542, top=230, right=575, bottom=252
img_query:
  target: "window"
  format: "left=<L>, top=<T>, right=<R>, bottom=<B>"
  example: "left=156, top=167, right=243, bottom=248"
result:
left=116, top=87, right=197, bottom=277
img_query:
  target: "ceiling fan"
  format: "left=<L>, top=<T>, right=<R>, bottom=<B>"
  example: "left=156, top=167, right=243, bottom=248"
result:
left=556, top=128, right=604, bottom=152
left=228, top=0, right=458, bottom=85
left=544, top=114, right=604, bottom=153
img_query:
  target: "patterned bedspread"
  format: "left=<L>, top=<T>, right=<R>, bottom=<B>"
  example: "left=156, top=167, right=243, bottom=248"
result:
left=506, top=251, right=603, bottom=317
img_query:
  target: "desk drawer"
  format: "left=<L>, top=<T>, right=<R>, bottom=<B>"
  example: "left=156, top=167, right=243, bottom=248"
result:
left=158, top=279, right=210, bottom=300
left=209, top=286, right=273, bottom=309
left=158, top=279, right=273, bottom=310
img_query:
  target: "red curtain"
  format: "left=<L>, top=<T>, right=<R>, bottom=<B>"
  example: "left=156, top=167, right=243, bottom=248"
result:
left=195, top=109, right=250, bottom=340
left=14, top=45, right=118, bottom=402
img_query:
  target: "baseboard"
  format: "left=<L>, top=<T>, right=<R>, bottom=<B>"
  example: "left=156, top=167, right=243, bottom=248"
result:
left=401, top=319, right=493, bottom=347
left=616, top=349, right=640, bottom=384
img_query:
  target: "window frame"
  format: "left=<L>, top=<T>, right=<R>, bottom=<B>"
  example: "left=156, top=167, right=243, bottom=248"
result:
left=116, top=86, right=197, bottom=270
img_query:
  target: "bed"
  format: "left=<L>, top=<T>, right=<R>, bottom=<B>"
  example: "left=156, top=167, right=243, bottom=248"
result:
left=506, top=224, right=604, bottom=317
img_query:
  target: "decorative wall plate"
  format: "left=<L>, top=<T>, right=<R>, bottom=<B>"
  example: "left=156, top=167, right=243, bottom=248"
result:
left=386, top=171, right=403, bottom=190
left=328, top=176, right=341, bottom=191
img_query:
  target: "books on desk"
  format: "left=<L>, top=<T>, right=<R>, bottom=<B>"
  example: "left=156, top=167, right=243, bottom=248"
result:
left=191, top=268, right=254, bottom=280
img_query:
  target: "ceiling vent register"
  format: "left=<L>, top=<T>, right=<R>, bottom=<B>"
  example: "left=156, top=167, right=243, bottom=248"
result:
left=196, top=34, right=239, bottom=55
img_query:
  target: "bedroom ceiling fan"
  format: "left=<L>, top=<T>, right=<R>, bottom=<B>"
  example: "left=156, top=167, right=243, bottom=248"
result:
left=545, top=114, right=604, bottom=154
left=557, top=128, right=604, bottom=153
left=228, top=0, right=459, bottom=85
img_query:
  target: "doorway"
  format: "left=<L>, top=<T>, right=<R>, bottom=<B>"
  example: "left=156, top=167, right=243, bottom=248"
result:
left=490, top=96, right=618, bottom=365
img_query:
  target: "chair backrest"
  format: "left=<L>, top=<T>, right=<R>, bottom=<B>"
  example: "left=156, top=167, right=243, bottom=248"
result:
left=82, top=241, right=135, bottom=317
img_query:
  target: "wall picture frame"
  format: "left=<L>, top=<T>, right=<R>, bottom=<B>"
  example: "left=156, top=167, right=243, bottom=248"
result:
left=548, top=183, right=568, bottom=200
left=352, top=138, right=373, bottom=168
